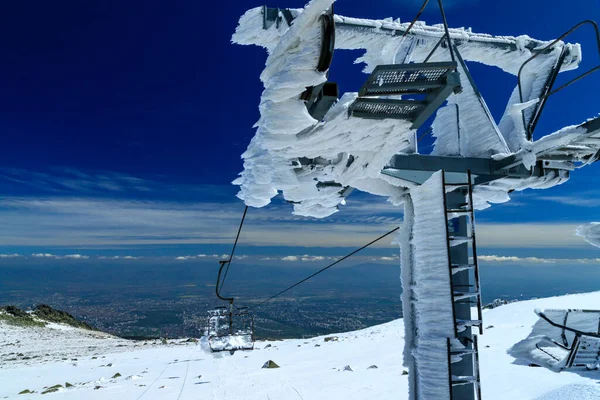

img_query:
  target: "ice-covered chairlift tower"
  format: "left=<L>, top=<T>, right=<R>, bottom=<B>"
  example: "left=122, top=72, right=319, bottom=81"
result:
left=232, top=1, right=600, bottom=399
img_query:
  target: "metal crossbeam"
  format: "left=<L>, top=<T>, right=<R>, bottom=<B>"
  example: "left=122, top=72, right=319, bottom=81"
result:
left=382, top=154, right=548, bottom=186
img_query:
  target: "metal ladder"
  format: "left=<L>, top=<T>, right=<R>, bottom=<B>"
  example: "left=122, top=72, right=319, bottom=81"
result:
left=348, top=62, right=461, bottom=129
left=442, top=170, right=483, bottom=400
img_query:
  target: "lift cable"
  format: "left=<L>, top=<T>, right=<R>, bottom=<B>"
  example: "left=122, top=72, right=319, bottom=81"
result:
left=402, top=0, right=430, bottom=38
left=218, top=205, right=249, bottom=295
left=401, top=0, right=455, bottom=62
left=249, top=226, right=400, bottom=310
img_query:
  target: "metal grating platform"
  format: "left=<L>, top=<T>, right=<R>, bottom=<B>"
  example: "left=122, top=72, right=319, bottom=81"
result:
left=348, top=98, right=426, bottom=120
left=359, top=62, right=459, bottom=96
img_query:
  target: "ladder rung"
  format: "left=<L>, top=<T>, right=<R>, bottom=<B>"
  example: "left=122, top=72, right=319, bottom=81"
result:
left=444, top=182, right=470, bottom=187
left=453, top=291, right=481, bottom=301
left=454, top=300, right=479, bottom=305
left=457, top=319, right=483, bottom=327
left=450, top=348, right=477, bottom=356
left=449, top=236, right=472, bottom=240
left=446, top=208, right=472, bottom=213
left=451, top=264, right=476, bottom=274
left=451, top=375, right=477, bottom=385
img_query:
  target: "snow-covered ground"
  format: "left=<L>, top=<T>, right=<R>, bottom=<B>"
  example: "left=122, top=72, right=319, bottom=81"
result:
left=1, top=292, right=599, bottom=399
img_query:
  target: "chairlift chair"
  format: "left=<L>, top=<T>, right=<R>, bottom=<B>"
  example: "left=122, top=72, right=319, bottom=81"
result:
left=206, top=260, right=255, bottom=352
left=511, top=309, right=600, bottom=371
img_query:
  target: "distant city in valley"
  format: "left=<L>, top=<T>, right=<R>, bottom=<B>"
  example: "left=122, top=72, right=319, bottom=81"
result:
left=1, top=259, right=600, bottom=339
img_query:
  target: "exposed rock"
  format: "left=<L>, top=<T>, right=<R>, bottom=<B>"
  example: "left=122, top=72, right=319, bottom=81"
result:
left=343, top=365, right=353, bottom=372
left=111, top=373, right=121, bottom=379
left=262, top=360, right=280, bottom=369
left=65, top=382, right=74, bottom=388
left=32, top=305, right=95, bottom=330
left=4, top=306, right=29, bottom=319
left=402, top=370, right=409, bottom=375
left=483, top=299, right=518, bottom=310
left=367, top=365, right=378, bottom=369
left=0, top=306, right=45, bottom=328
left=18, top=390, right=32, bottom=395
left=41, top=384, right=62, bottom=394
left=324, top=336, right=338, bottom=342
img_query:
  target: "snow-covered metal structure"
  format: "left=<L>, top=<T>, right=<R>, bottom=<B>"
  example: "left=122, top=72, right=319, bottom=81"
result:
left=510, top=309, right=600, bottom=371
left=206, top=306, right=255, bottom=352
left=208, top=260, right=255, bottom=352
left=231, top=1, right=600, bottom=399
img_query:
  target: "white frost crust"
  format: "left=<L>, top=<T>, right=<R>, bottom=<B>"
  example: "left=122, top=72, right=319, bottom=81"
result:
left=508, top=309, right=600, bottom=371
left=232, top=4, right=590, bottom=217
left=333, top=16, right=581, bottom=76
left=470, top=119, right=600, bottom=210
left=577, top=222, right=600, bottom=248
left=235, top=85, right=415, bottom=215
left=400, top=172, right=453, bottom=400
left=233, top=1, right=414, bottom=216
left=498, top=47, right=565, bottom=152
left=431, top=105, right=460, bottom=156
left=432, top=57, right=510, bottom=158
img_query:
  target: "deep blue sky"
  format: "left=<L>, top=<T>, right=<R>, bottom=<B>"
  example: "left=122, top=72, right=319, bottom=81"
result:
left=0, top=0, right=599, bottom=263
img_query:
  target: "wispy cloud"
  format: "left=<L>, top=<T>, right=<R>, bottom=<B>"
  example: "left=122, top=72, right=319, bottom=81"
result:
left=475, top=223, right=587, bottom=248
left=479, top=255, right=600, bottom=264
left=0, top=168, right=594, bottom=251
left=0, top=167, right=235, bottom=201
left=0, top=194, right=402, bottom=248
left=98, top=255, right=143, bottom=260
left=280, top=255, right=328, bottom=262
left=0, top=253, right=21, bottom=258
left=538, top=195, right=600, bottom=208
left=31, top=253, right=89, bottom=260
left=0, top=196, right=592, bottom=249
left=174, top=254, right=227, bottom=260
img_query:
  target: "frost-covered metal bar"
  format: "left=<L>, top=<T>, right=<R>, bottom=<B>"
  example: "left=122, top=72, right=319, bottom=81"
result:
left=260, top=6, right=582, bottom=75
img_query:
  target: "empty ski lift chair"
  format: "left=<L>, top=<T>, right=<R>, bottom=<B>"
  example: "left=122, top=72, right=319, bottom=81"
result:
left=510, top=309, right=600, bottom=371
left=206, top=260, right=255, bottom=352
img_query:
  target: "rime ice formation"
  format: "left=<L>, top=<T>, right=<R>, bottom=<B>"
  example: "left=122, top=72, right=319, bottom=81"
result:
left=231, top=2, right=600, bottom=400
left=509, top=309, right=600, bottom=371
left=233, top=0, right=411, bottom=218
left=577, top=222, right=600, bottom=248
left=232, top=1, right=590, bottom=217
left=400, top=172, right=455, bottom=400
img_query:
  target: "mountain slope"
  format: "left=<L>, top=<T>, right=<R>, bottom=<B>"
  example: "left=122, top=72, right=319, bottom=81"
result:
left=1, top=292, right=600, bottom=399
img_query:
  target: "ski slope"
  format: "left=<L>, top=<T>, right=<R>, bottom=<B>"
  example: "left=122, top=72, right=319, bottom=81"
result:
left=1, top=292, right=599, bottom=399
